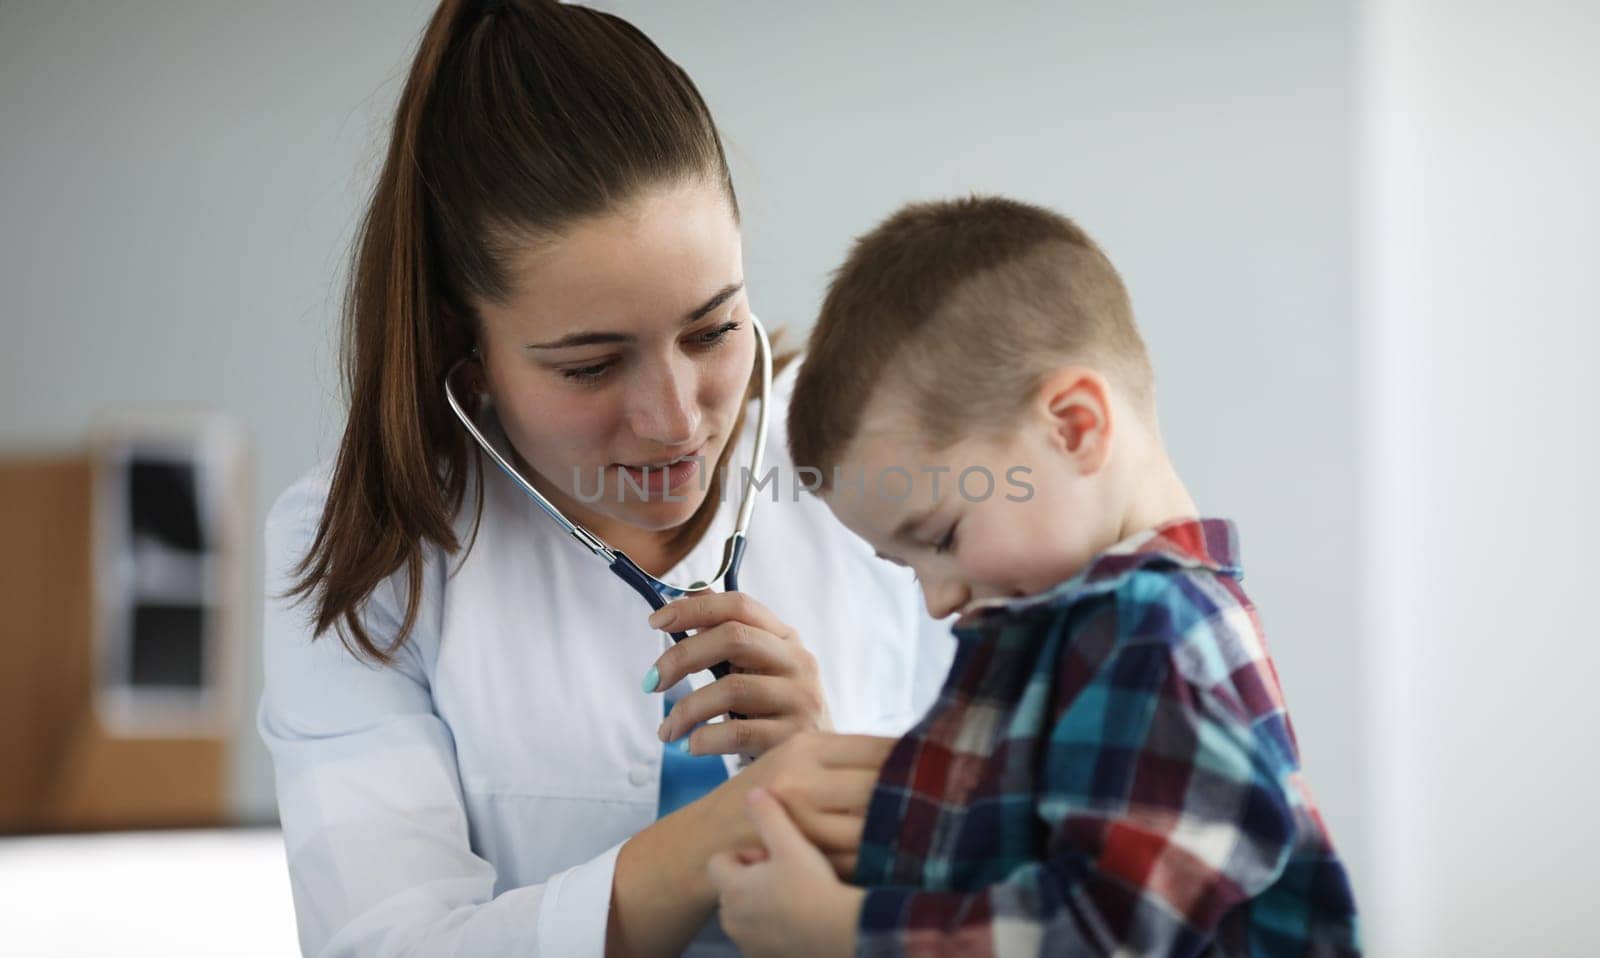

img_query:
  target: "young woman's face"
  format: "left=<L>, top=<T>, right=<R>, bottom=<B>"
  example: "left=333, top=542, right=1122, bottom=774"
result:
left=473, top=178, right=755, bottom=537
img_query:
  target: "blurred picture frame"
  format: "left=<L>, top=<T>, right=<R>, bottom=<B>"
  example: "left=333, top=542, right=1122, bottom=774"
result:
left=90, top=409, right=248, bottom=739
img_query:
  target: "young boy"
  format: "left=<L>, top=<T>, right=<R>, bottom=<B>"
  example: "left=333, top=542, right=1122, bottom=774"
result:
left=707, top=197, right=1360, bottom=956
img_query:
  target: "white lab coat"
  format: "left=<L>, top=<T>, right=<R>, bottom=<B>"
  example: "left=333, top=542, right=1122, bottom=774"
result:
left=259, top=363, right=953, bottom=957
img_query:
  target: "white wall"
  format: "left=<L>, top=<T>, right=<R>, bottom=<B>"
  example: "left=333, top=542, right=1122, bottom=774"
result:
left=0, top=0, right=1366, bottom=920
left=1360, top=1, right=1600, bottom=954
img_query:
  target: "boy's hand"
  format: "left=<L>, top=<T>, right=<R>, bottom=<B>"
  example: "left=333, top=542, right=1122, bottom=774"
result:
left=708, top=788, right=866, bottom=958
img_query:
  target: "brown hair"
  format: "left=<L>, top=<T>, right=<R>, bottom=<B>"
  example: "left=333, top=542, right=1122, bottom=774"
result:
left=789, top=195, right=1153, bottom=487
left=290, top=0, right=753, bottom=662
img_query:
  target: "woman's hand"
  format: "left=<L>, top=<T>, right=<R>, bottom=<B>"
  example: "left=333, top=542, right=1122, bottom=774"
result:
left=646, top=592, right=831, bottom=757
left=621, top=590, right=891, bottom=952
left=607, top=731, right=894, bottom=957
left=702, top=731, right=896, bottom=880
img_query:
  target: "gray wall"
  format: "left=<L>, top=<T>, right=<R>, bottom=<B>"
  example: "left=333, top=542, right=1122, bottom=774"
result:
left=0, top=0, right=1365, bottom=919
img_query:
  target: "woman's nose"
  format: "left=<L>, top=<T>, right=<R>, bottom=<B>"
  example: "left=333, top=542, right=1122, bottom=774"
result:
left=627, top=360, right=700, bottom=445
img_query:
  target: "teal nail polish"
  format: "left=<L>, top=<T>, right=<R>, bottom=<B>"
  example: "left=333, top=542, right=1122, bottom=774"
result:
left=641, top=665, right=660, bottom=693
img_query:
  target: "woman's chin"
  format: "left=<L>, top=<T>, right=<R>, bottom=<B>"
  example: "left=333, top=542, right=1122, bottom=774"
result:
left=614, top=489, right=712, bottom=531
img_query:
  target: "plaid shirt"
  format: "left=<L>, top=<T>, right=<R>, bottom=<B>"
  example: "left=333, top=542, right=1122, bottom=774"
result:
left=854, top=519, right=1359, bottom=957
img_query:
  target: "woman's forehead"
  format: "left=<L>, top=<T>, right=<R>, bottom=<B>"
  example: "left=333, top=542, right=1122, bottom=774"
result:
left=483, top=181, right=743, bottom=339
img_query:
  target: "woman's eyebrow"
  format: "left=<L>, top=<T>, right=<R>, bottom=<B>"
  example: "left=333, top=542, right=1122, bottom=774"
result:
left=524, top=281, right=745, bottom=350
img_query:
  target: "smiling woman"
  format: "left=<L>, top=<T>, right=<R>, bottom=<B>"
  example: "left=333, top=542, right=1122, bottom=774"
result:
left=474, top=181, right=758, bottom=572
left=257, top=1, right=950, bottom=956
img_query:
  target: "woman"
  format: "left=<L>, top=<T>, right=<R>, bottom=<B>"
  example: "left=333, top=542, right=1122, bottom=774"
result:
left=259, top=1, right=949, bottom=955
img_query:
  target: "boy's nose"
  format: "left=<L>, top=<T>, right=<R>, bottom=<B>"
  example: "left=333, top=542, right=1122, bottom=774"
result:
left=922, top=578, right=971, bottom=620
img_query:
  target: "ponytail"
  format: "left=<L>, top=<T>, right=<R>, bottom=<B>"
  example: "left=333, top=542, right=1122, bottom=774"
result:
left=288, top=0, right=743, bottom=662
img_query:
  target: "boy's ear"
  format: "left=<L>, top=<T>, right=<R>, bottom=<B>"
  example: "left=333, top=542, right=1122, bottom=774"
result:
left=1036, top=368, right=1113, bottom=475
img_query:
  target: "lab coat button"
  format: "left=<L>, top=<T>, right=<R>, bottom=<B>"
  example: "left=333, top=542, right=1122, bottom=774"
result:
left=628, top=764, right=652, bottom=787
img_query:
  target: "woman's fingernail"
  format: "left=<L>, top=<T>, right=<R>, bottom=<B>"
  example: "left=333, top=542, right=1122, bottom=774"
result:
left=649, top=606, right=675, bottom=629
left=657, top=720, right=671, bottom=742
left=641, top=665, right=660, bottom=693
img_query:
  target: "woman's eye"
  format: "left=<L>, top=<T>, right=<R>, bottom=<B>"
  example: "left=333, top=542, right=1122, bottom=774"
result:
left=560, top=360, right=615, bottom=384
left=934, top=525, right=957, bottom=555
left=558, top=321, right=737, bottom=384
left=691, top=320, right=741, bottom=348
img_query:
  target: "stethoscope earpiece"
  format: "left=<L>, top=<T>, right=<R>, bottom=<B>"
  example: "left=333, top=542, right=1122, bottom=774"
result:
left=460, top=349, right=488, bottom=395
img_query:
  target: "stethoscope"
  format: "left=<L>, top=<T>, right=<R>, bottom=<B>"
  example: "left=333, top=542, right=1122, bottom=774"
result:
left=443, top=314, right=773, bottom=684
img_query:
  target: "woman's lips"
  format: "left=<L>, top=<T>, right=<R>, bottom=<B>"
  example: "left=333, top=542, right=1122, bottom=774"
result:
left=617, top=441, right=705, bottom=469
left=614, top=443, right=707, bottom=497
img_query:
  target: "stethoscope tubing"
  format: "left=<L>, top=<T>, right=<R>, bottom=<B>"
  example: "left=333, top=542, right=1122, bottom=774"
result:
left=446, top=316, right=773, bottom=702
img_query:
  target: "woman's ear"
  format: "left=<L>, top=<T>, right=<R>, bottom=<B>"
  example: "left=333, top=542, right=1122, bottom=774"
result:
left=464, top=348, right=489, bottom=395
left=1036, top=367, right=1114, bottom=475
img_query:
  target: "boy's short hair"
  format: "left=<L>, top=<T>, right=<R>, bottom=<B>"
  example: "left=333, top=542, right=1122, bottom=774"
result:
left=789, top=196, right=1153, bottom=487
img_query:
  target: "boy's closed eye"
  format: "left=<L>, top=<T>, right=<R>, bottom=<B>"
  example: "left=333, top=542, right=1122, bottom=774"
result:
left=873, top=520, right=958, bottom=565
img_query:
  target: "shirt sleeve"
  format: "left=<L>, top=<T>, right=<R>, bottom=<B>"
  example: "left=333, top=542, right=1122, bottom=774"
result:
left=258, top=477, right=618, bottom=957
left=856, top=614, right=1301, bottom=955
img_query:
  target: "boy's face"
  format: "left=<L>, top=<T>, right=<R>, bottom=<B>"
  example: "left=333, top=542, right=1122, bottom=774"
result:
left=822, top=371, right=1125, bottom=621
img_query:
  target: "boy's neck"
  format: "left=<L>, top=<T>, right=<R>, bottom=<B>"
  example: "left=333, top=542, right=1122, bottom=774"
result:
left=1114, top=445, right=1199, bottom=545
